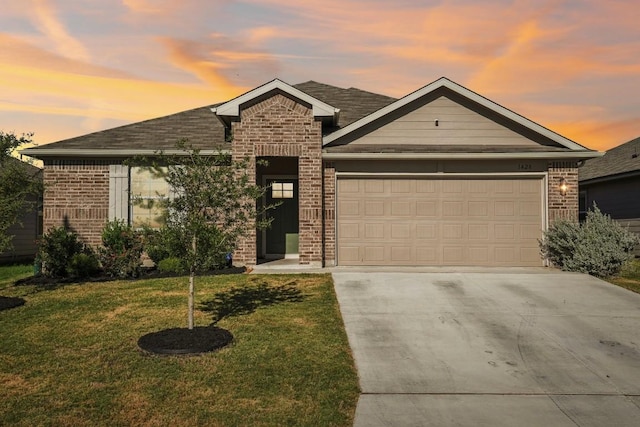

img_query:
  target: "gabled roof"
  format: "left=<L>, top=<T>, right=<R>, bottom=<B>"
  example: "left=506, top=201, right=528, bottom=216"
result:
left=579, top=136, right=640, bottom=183
left=212, top=79, right=340, bottom=127
left=323, top=77, right=595, bottom=155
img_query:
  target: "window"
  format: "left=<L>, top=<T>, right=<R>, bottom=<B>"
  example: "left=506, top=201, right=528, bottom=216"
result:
left=271, top=182, right=294, bottom=199
left=129, top=167, right=169, bottom=228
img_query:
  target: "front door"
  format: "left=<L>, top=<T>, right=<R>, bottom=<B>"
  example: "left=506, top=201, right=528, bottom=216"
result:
left=265, top=179, right=299, bottom=257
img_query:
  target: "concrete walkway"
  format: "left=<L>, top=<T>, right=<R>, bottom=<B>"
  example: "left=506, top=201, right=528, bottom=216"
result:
left=333, top=271, right=640, bottom=426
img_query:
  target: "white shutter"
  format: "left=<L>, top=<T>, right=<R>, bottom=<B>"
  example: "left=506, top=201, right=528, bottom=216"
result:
left=109, top=165, right=129, bottom=221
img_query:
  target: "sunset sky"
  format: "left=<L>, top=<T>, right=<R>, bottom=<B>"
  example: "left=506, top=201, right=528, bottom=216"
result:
left=1, top=0, right=638, bottom=153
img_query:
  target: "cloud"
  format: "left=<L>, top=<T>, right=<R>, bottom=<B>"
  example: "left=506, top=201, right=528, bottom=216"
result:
left=31, top=0, right=90, bottom=62
left=0, top=34, right=244, bottom=141
left=159, top=33, right=283, bottom=88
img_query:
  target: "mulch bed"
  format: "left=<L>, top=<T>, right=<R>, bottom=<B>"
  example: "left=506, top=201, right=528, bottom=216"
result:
left=138, top=326, right=233, bottom=355
left=0, top=296, right=26, bottom=311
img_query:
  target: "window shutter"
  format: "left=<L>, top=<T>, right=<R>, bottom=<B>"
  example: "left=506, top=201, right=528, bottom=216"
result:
left=109, top=165, right=129, bottom=221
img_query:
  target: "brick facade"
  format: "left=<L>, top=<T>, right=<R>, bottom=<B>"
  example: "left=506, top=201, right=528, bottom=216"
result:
left=548, top=161, right=579, bottom=223
left=43, top=161, right=110, bottom=247
left=323, top=163, right=336, bottom=266
left=231, top=93, right=323, bottom=266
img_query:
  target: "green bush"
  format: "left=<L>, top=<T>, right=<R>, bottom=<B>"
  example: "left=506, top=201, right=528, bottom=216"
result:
left=67, top=252, right=100, bottom=279
left=38, top=227, right=87, bottom=278
left=540, top=205, right=639, bottom=278
left=140, top=225, right=187, bottom=264
left=98, top=220, right=143, bottom=278
left=157, top=257, right=187, bottom=274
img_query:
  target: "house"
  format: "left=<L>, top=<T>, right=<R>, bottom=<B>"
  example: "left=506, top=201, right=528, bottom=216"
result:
left=22, top=77, right=600, bottom=267
left=0, top=157, right=42, bottom=264
left=579, top=136, right=640, bottom=256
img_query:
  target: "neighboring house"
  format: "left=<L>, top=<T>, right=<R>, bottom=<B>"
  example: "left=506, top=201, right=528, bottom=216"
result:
left=579, top=136, right=640, bottom=256
left=22, top=77, right=600, bottom=267
left=0, top=157, right=42, bottom=264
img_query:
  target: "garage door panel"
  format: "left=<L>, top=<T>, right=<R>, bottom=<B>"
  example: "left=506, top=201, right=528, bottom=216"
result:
left=337, top=177, right=544, bottom=266
left=364, top=200, right=385, bottom=216
left=416, top=201, right=438, bottom=217
left=338, top=200, right=361, bottom=216
left=364, top=246, right=385, bottom=262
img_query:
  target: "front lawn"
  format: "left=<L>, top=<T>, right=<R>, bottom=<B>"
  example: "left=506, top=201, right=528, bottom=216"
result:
left=607, top=259, right=640, bottom=294
left=0, top=270, right=359, bottom=426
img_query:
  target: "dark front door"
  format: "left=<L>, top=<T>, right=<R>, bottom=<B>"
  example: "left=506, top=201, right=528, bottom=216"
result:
left=265, top=179, right=299, bottom=256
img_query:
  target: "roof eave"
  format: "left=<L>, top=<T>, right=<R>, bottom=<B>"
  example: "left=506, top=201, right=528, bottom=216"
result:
left=322, top=151, right=603, bottom=161
left=213, top=78, right=340, bottom=126
left=20, top=148, right=230, bottom=159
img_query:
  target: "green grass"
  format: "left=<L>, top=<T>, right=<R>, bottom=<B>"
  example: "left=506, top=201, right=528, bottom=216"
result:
left=0, top=270, right=359, bottom=426
left=607, top=259, right=640, bottom=294
left=0, top=263, right=32, bottom=286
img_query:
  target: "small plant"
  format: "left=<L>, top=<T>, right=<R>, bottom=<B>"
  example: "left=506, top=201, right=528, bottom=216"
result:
left=67, top=252, right=100, bottom=279
left=38, top=227, right=87, bottom=278
left=98, top=220, right=143, bottom=278
left=157, top=257, right=187, bottom=275
left=540, top=205, right=639, bottom=278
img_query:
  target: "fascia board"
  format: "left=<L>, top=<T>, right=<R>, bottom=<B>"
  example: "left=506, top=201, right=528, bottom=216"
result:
left=214, top=78, right=338, bottom=118
left=322, top=151, right=604, bottom=161
left=20, top=148, right=230, bottom=158
left=323, top=77, right=591, bottom=152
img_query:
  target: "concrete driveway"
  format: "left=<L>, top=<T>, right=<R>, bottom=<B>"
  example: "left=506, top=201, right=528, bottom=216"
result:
left=332, top=270, right=640, bottom=426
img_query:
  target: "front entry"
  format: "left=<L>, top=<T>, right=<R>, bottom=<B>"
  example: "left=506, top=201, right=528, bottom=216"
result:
left=265, top=178, right=299, bottom=258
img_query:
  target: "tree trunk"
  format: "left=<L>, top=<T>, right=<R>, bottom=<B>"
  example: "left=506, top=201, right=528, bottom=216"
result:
left=188, top=236, right=196, bottom=330
left=188, top=271, right=194, bottom=330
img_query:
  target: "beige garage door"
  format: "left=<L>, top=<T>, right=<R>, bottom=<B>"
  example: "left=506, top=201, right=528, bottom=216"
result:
left=336, top=177, right=544, bottom=266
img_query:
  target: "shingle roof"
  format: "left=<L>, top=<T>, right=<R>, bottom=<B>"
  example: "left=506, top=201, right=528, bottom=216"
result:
left=33, top=105, right=227, bottom=151
left=579, top=136, right=640, bottom=182
left=25, top=81, right=396, bottom=156
left=323, top=144, right=571, bottom=154
left=292, top=81, right=397, bottom=129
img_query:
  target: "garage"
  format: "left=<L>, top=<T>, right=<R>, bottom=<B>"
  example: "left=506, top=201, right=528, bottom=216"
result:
left=336, top=176, right=545, bottom=266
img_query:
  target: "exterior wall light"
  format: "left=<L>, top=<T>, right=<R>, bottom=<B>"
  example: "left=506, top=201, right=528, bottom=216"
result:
left=559, top=177, right=568, bottom=195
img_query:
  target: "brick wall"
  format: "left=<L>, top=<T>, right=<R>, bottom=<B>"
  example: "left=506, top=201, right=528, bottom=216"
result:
left=548, top=161, right=579, bottom=223
left=323, top=163, right=336, bottom=266
left=231, top=93, right=323, bottom=265
left=43, top=161, right=110, bottom=247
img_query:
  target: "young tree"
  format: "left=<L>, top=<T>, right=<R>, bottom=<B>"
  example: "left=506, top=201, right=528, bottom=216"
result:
left=0, top=131, right=42, bottom=253
left=131, top=140, right=273, bottom=329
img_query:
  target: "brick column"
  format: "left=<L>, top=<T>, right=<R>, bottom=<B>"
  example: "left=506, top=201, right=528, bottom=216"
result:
left=323, top=162, right=336, bottom=266
left=548, top=161, right=579, bottom=223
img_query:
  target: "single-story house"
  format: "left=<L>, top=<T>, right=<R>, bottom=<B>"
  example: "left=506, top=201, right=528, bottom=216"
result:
left=23, top=77, right=600, bottom=267
left=579, top=136, right=640, bottom=256
left=0, top=157, right=42, bottom=264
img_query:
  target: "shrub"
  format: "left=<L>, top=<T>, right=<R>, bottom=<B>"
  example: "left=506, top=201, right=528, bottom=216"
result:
left=540, top=205, right=639, bottom=278
left=67, top=252, right=100, bottom=279
left=140, top=225, right=187, bottom=265
left=157, top=257, right=187, bottom=274
left=98, top=220, right=143, bottom=278
left=38, top=227, right=87, bottom=278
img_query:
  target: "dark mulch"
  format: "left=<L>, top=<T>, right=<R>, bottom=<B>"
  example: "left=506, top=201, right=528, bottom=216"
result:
left=0, top=296, right=26, bottom=311
left=14, top=266, right=247, bottom=287
left=138, top=326, right=233, bottom=356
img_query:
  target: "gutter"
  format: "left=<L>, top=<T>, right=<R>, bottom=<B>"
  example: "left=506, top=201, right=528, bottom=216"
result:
left=20, top=148, right=230, bottom=158
left=322, top=151, right=604, bottom=161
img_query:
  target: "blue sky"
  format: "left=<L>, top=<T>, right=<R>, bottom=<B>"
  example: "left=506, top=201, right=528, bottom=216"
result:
left=1, top=0, right=639, bottom=151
